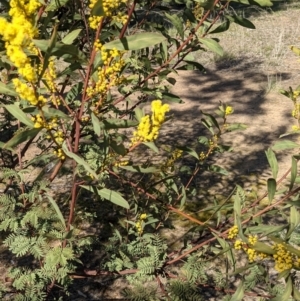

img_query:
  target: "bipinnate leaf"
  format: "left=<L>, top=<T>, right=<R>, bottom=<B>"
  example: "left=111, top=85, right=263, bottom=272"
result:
left=267, top=178, right=276, bottom=203
left=199, top=38, right=223, bottom=56
left=81, top=185, right=129, bottom=209
left=4, top=104, right=34, bottom=127
left=265, top=148, right=278, bottom=179
left=62, top=142, right=98, bottom=179
left=272, top=140, right=300, bottom=151
left=271, top=276, right=292, bottom=301
left=104, top=33, right=166, bottom=51
left=229, top=280, right=244, bottom=301
left=4, top=128, right=40, bottom=149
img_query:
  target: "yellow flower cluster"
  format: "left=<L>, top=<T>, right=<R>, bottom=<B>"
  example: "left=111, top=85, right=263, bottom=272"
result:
left=161, top=149, right=183, bottom=171
left=53, top=130, right=64, bottom=144
left=135, top=213, right=147, bottom=235
left=132, top=100, right=170, bottom=144
left=292, top=104, right=300, bottom=119
left=53, top=148, right=66, bottom=160
left=114, top=160, right=129, bottom=167
left=225, top=106, right=233, bottom=116
left=234, top=238, right=259, bottom=263
left=13, top=78, right=41, bottom=106
left=44, top=58, right=57, bottom=93
left=228, top=225, right=239, bottom=239
left=31, top=115, right=58, bottom=130
left=273, top=243, right=293, bottom=272
left=87, top=47, right=125, bottom=98
left=0, top=0, right=40, bottom=82
left=88, top=0, right=127, bottom=29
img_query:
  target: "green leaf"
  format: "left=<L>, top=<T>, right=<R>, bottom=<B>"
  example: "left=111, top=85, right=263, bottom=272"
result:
left=230, top=0, right=273, bottom=6
left=290, top=156, right=298, bottom=191
left=101, top=118, right=138, bottom=130
left=229, top=280, right=244, bottom=301
left=293, top=285, right=300, bottom=301
left=208, top=165, right=228, bottom=175
left=161, top=92, right=184, bottom=103
left=234, top=188, right=242, bottom=217
left=180, top=185, right=187, bottom=209
left=199, top=38, right=223, bottom=56
left=142, top=142, right=159, bottom=153
left=4, top=104, right=34, bottom=127
left=195, top=0, right=215, bottom=10
left=62, top=29, right=82, bottom=45
left=226, top=123, right=247, bottom=131
left=134, top=108, right=144, bottom=123
left=201, top=111, right=220, bottom=131
left=3, top=128, right=40, bottom=149
left=286, top=206, right=300, bottom=239
left=226, top=16, right=255, bottom=29
left=91, top=0, right=105, bottom=16
left=33, top=40, right=87, bottom=62
left=177, top=146, right=199, bottom=160
left=272, top=140, right=300, bottom=151
left=177, top=60, right=206, bottom=72
left=165, top=13, right=184, bottom=40
left=46, top=195, right=66, bottom=229
left=265, top=148, right=278, bottom=179
left=81, top=185, right=129, bottom=209
left=252, top=242, right=275, bottom=255
left=0, top=82, right=18, bottom=97
left=119, top=165, right=159, bottom=173
left=267, top=178, right=276, bottom=203
left=110, top=140, right=127, bottom=156
left=62, top=142, right=98, bottom=179
left=45, top=0, right=69, bottom=11
left=42, top=106, right=71, bottom=120
left=209, top=19, right=230, bottom=34
left=104, top=33, right=166, bottom=51
left=213, top=234, right=235, bottom=267
left=98, top=188, right=129, bottom=209
left=245, top=225, right=287, bottom=236
left=91, top=112, right=101, bottom=136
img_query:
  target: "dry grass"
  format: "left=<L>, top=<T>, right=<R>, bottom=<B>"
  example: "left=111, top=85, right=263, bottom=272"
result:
left=198, top=5, right=300, bottom=75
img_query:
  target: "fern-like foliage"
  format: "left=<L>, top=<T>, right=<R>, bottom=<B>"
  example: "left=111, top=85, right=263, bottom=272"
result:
left=167, top=280, right=203, bottom=301
left=183, top=253, right=208, bottom=284
left=0, top=168, right=77, bottom=299
left=244, top=265, right=264, bottom=290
